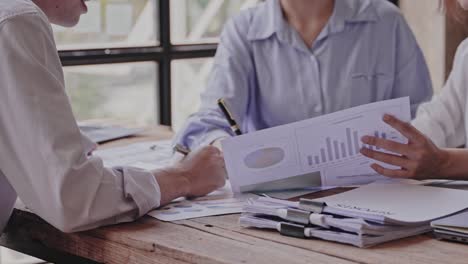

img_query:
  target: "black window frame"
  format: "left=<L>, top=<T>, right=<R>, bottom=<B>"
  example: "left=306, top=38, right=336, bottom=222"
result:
left=59, top=0, right=398, bottom=127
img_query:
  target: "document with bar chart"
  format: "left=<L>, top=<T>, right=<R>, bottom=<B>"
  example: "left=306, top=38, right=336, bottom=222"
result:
left=222, top=97, right=411, bottom=193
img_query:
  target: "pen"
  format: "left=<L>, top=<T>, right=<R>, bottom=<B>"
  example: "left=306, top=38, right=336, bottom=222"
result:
left=217, top=98, right=243, bottom=136
left=172, top=144, right=191, bottom=164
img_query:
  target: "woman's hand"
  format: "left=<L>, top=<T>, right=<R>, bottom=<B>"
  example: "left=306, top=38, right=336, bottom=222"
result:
left=359, top=114, right=449, bottom=179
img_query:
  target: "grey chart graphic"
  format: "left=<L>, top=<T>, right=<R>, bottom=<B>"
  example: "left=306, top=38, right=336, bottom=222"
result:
left=244, top=147, right=285, bottom=169
left=307, top=129, right=389, bottom=167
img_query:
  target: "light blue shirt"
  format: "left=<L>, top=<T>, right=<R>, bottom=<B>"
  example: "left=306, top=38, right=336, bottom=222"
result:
left=174, top=0, right=433, bottom=150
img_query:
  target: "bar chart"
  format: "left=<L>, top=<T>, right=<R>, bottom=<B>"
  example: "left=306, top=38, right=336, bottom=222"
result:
left=222, top=97, right=412, bottom=192
left=304, top=128, right=390, bottom=167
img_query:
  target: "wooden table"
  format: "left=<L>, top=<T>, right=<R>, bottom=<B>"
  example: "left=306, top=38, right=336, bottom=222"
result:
left=2, top=127, right=468, bottom=264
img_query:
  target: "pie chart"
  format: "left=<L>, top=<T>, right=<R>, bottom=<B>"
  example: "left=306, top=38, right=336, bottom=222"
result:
left=244, top=147, right=285, bottom=169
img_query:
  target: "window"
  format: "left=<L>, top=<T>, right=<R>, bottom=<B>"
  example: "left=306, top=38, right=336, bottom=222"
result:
left=57, top=0, right=399, bottom=129
left=54, top=0, right=158, bottom=50
left=57, top=0, right=255, bottom=129
left=64, top=62, right=158, bottom=125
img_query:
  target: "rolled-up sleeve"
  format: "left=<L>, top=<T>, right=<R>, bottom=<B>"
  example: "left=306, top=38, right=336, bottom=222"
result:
left=0, top=13, right=161, bottom=233
left=391, top=16, right=433, bottom=117
left=412, top=41, right=468, bottom=148
left=173, top=16, right=254, bottom=150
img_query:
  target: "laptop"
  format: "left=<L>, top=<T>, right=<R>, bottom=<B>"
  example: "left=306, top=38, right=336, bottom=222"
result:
left=431, top=210, right=468, bottom=244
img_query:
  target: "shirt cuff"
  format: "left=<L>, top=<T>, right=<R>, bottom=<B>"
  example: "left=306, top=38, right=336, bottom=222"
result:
left=412, top=115, right=446, bottom=148
left=120, top=167, right=161, bottom=217
left=198, top=130, right=231, bottom=149
left=80, top=133, right=98, bottom=156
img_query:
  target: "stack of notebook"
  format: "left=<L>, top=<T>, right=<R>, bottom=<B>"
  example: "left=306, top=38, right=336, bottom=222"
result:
left=240, top=183, right=468, bottom=248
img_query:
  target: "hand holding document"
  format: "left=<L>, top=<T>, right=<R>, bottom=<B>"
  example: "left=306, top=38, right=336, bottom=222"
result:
left=222, top=97, right=412, bottom=193
left=360, top=114, right=447, bottom=179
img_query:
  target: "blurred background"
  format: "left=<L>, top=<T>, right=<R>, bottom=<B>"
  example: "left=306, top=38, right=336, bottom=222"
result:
left=48, top=0, right=466, bottom=133
left=1, top=0, right=467, bottom=262
left=54, top=0, right=260, bottom=131
left=14, top=0, right=464, bottom=133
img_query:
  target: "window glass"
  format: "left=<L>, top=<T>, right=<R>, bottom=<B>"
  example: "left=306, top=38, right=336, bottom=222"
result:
left=53, top=0, right=158, bottom=50
left=172, top=58, right=213, bottom=131
left=64, top=62, right=158, bottom=125
left=170, top=0, right=260, bottom=44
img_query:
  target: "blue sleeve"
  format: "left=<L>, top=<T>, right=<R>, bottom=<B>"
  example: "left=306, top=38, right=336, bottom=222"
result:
left=391, top=15, right=433, bottom=118
left=172, top=15, right=255, bottom=150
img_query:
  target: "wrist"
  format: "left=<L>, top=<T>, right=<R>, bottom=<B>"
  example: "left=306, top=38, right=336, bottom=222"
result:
left=436, top=149, right=452, bottom=178
left=153, top=167, right=191, bottom=205
left=173, top=167, right=191, bottom=197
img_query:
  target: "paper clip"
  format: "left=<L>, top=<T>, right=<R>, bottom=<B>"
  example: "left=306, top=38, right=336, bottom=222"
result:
left=299, top=199, right=325, bottom=213
left=279, top=222, right=306, bottom=238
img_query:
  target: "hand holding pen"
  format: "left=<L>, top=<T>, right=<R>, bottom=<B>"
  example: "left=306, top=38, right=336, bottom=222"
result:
left=172, top=143, right=191, bottom=164
left=169, top=144, right=227, bottom=198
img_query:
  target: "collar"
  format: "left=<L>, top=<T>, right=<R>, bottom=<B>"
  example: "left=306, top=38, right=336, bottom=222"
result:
left=247, top=0, right=379, bottom=42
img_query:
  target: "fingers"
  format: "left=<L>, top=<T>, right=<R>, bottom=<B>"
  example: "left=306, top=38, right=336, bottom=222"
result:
left=360, top=147, right=415, bottom=169
left=383, top=115, right=424, bottom=143
left=369, top=163, right=412, bottom=178
left=361, top=136, right=411, bottom=156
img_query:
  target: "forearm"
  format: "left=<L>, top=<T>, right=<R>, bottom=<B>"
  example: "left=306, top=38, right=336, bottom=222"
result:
left=438, top=148, right=468, bottom=180
left=154, top=168, right=190, bottom=206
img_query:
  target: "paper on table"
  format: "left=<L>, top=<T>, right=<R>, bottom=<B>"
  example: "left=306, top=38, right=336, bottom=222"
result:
left=94, top=141, right=253, bottom=221
left=80, top=125, right=144, bottom=144
left=94, top=140, right=173, bottom=171
left=258, top=187, right=335, bottom=200
left=222, top=97, right=411, bottom=193
left=148, top=181, right=256, bottom=221
left=317, top=183, right=468, bottom=225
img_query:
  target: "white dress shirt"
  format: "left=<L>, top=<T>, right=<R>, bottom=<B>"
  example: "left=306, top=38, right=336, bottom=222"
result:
left=0, top=0, right=161, bottom=233
left=412, top=38, right=468, bottom=148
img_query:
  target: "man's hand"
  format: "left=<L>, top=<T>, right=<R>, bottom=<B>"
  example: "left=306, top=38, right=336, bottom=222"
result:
left=175, top=146, right=227, bottom=198
left=211, top=137, right=228, bottom=151
left=359, top=114, right=449, bottom=180
left=155, top=146, right=227, bottom=206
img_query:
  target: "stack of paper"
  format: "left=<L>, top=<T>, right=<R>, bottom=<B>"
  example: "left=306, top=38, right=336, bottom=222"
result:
left=240, top=198, right=430, bottom=248
left=240, top=183, right=468, bottom=247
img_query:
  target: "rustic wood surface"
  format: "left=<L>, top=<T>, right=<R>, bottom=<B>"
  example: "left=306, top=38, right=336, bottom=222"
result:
left=2, top=126, right=468, bottom=264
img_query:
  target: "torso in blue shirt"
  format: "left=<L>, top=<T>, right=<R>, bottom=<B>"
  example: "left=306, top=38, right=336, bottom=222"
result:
left=175, top=0, right=433, bottom=150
